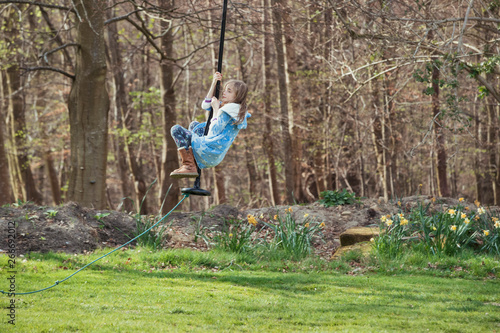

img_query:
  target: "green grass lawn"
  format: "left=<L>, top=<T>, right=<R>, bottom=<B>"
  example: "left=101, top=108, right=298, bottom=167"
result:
left=1, top=249, right=499, bottom=332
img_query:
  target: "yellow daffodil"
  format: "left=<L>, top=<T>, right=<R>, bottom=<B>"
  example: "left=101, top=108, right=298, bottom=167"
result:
left=229, top=233, right=233, bottom=237
left=478, top=207, right=486, bottom=215
left=320, top=222, right=325, bottom=228
left=459, top=197, right=464, bottom=202
left=247, top=214, right=258, bottom=226
left=448, top=209, right=456, bottom=216
left=398, top=213, right=404, bottom=218
left=465, top=206, right=470, bottom=210
left=483, top=230, right=490, bottom=236
left=304, top=222, right=310, bottom=228
left=385, top=220, right=393, bottom=227
left=450, top=225, right=457, bottom=231
left=432, top=226, right=437, bottom=231
left=381, top=216, right=387, bottom=222
left=419, top=184, right=423, bottom=187
left=397, top=201, right=401, bottom=207
left=492, top=217, right=499, bottom=222
left=464, top=218, right=470, bottom=225
left=474, top=200, right=480, bottom=207
left=431, top=197, right=436, bottom=203
left=460, top=213, right=467, bottom=219
left=494, top=221, right=500, bottom=229
left=400, top=218, right=409, bottom=226
left=259, top=214, right=264, bottom=219
left=304, top=213, right=309, bottom=218
left=288, top=207, right=293, bottom=212
left=475, top=216, right=480, bottom=220
left=274, top=215, right=278, bottom=220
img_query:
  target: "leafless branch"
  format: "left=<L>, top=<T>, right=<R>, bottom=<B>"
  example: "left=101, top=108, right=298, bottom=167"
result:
left=21, top=66, right=75, bottom=80
left=0, top=0, right=73, bottom=11
left=40, top=43, right=78, bottom=64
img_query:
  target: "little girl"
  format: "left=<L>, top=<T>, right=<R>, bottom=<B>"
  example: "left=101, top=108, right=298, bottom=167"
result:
left=170, top=72, right=250, bottom=178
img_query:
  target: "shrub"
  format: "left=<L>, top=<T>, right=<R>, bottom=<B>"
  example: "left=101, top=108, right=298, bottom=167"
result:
left=318, top=189, right=360, bottom=207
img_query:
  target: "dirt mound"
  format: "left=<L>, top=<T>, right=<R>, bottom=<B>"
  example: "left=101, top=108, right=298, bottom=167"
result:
left=0, top=202, right=136, bottom=254
left=1, top=195, right=478, bottom=257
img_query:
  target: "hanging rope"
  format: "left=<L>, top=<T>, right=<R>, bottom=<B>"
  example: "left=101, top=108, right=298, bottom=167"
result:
left=1, top=194, right=189, bottom=296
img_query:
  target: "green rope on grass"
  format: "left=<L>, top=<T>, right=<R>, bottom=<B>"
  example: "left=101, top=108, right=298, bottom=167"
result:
left=1, top=194, right=189, bottom=296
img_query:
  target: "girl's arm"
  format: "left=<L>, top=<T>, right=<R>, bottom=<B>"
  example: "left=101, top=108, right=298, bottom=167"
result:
left=205, top=72, right=222, bottom=100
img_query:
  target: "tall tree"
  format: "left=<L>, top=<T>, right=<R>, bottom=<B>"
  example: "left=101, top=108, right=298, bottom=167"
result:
left=4, top=5, right=42, bottom=204
left=262, top=0, right=280, bottom=205
left=159, top=0, right=180, bottom=213
left=67, top=0, right=110, bottom=209
left=0, top=73, right=14, bottom=204
left=271, top=0, right=294, bottom=203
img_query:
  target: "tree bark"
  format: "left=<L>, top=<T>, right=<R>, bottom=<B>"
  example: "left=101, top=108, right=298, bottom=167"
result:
left=0, top=73, right=14, bottom=205
left=67, top=0, right=110, bottom=209
left=159, top=0, right=180, bottom=213
left=4, top=6, right=42, bottom=204
left=106, top=5, right=135, bottom=212
left=432, top=60, right=450, bottom=197
left=262, top=0, right=280, bottom=205
left=282, top=0, right=305, bottom=202
left=272, top=0, right=294, bottom=204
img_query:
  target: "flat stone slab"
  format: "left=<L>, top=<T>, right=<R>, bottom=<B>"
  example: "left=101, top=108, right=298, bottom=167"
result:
left=339, top=227, right=379, bottom=246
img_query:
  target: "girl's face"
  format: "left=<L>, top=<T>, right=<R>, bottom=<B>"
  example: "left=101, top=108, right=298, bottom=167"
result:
left=221, top=83, right=236, bottom=103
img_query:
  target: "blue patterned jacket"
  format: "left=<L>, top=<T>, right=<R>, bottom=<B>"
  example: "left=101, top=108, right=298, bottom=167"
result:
left=191, top=102, right=250, bottom=169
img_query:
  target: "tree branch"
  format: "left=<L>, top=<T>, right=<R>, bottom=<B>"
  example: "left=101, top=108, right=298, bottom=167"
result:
left=21, top=66, right=75, bottom=80
left=0, top=0, right=73, bottom=12
left=40, top=43, right=78, bottom=64
left=104, top=9, right=142, bottom=26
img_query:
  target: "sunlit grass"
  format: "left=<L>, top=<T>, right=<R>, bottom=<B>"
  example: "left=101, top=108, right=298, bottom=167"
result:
left=1, top=248, right=499, bottom=332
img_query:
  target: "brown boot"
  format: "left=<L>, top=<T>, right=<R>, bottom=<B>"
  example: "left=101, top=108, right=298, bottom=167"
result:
left=170, top=147, right=199, bottom=178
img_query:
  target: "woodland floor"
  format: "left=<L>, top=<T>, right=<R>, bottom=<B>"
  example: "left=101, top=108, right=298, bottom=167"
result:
left=0, top=195, right=469, bottom=258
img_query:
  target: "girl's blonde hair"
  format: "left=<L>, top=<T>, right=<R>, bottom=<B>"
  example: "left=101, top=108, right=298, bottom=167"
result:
left=222, top=79, right=248, bottom=124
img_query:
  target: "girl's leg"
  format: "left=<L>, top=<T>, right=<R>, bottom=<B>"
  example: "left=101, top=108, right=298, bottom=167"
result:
left=189, top=121, right=205, bottom=137
left=170, top=125, right=192, bottom=148
left=188, top=121, right=199, bottom=132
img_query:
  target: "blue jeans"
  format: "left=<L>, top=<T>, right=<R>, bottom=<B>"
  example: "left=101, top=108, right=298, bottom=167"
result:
left=171, top=121, right=204, bottom=149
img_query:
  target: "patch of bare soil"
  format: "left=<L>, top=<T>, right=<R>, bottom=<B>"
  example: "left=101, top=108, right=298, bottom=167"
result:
left=0, top=196, right=474, bottom=257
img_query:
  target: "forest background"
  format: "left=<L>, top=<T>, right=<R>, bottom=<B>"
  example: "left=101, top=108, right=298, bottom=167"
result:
left=1, top=0, right=499, bottom=215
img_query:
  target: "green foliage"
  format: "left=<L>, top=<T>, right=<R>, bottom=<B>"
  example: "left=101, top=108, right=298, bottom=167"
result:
left=94, top=212, right=110, bottom=229
left=207, top=218, right=257, bottom=253
left=44, top=209, right=58, bottom=219
left=134, top=214, right=168, bottom=250
left=261, top=208, right=324, bottom=260
left=373, top=200, right=500, bottom=259
left=318, top=189, right=360, bottom=207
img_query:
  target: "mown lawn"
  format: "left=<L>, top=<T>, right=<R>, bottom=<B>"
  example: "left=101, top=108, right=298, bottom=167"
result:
left=1, top=250, right=499, bottom=332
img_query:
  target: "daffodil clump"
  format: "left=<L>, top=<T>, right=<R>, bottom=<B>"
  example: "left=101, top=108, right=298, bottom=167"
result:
left=207, top=215, right=260, bottom=253
left=261, top=207, right=325, bottom=260
left=374, top=198, right=500, bottom=258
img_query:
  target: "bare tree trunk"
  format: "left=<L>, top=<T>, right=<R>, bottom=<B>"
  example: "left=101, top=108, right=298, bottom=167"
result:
left=262, top=0, right=280, bottom=205
left=0, top=73, right=14, bottom=205
left=43, top=149, right=62, bottom=204
left=159, top=0, right=180, bottom=213
left=431, top=60, right=450, bottom=197
left=4, top=7, right=42, bottom=204
left=67, top=0, right=109, bottom=209
left=106, top=6, right=135, bottom=212
left=370, top=65, right=388, bottom=201
left=282, top=0, right=305, bottom=202
left=272, top=0, right=294, bottom=204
